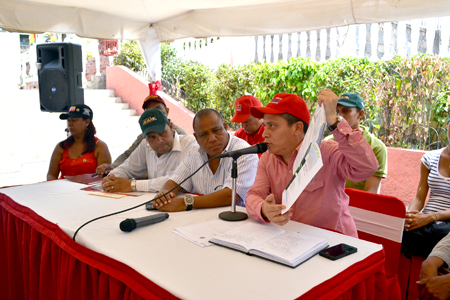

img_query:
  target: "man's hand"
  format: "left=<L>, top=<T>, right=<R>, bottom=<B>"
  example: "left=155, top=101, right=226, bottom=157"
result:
left=153, top=189, right=175, bottom=208
left=405, top=210, right=434, bottom=231
left=417, top=273, right=450, bottom=300
left=96, top=163, right=115, bottom=176
left=420, top=256, right=443, bottom=280
left=101, top=173, right=132, bottom=192
left=261, top=194, right=292, bottom=226
left=154, top=197, right=187, bottom=212
left=317, top=89, right=339, bottom=126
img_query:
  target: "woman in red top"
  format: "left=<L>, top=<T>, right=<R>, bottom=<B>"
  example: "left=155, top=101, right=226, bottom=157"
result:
left=47, top=104, right=111, bottom=180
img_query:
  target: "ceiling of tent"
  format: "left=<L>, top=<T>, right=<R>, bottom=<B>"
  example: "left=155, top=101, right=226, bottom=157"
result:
left=1, top=0, right=449, bottom=41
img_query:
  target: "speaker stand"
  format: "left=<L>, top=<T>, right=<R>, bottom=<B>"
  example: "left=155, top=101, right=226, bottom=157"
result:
left=219, top=158, right=248, bottom=221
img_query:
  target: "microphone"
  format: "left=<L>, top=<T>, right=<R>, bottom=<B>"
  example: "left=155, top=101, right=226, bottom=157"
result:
left=119, top=213, right=169, bottom=232
left=214, top=142, right=267, bottom=159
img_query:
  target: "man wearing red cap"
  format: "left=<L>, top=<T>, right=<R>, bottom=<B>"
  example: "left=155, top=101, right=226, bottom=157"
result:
left=231, top=95, right=265, bottom=148
left=96, top=83, right=186, bottom=176
left=245, top=89, right=379, bottom=237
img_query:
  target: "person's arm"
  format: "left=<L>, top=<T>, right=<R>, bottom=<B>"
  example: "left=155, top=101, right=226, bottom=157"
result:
left=405, top=162, right=435, bottom=231
left=363, top=175, right=382, bottom=194
left=110, top=139, right=148, bottom=180
left=318, top=89, right=378, bottom=182
left=47, top=144, right=64, bottom=180
left=408, top=162, right=430, bottom=212
left=94, top=140, right=111, bottom=167
left=154, top=187, right=233, bottom=212
left=111, top=133, right=144, bottom=168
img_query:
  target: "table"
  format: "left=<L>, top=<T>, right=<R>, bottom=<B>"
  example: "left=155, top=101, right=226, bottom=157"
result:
left=1, top=180, right=388, bottom=299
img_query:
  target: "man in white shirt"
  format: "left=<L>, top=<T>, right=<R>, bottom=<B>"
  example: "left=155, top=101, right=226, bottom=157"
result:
left=101, top=108, right=197, bottom=193
left=152, top=108, right=259, bottom=212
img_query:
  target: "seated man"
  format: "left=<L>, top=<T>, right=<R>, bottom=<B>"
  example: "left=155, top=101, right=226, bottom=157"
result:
left=231, top=95, right=265, bottom=147
left=96, top=85, right=186, bottom=175
left=245, top=90, right=379, bottom=237
left=101, top=108, right=196, bottom=193
left=152, top=108, right=259, bottom=212
left=326, top=93, right=387, bottom=193
left=418, top=232, right=450, bottom=299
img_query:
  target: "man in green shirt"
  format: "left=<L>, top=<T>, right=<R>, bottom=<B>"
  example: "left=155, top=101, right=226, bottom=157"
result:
left=326, top=93, right=387, bottom=193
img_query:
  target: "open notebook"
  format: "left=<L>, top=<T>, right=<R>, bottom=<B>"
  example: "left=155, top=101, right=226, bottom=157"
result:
left=210, top=222, right=328, bottom=268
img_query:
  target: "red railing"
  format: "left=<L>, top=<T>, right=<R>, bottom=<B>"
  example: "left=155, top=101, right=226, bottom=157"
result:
left=98, top=40, right=118, bottom=56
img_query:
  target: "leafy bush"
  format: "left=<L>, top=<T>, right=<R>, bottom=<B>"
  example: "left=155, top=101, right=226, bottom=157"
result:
left=112, top=40, right=146, bottom=71
left=156, top=43, right=450, bottom=150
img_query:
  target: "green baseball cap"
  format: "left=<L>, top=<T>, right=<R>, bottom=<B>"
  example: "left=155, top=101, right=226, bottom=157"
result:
left=139, top=108, right=168, bottom=136
left=337, top=93, right=365, bottom=110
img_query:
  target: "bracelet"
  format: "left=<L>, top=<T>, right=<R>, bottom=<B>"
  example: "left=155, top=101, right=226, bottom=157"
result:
left=431, top=212, right=438, bottom=221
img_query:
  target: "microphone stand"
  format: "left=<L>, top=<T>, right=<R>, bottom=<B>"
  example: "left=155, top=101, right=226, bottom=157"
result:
left=219, top=157, right=248, bottom=221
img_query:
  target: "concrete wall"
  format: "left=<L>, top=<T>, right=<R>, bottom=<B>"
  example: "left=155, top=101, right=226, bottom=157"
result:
left=380, top=147, right=427, bottom=206
left=106, top=66, right=195, bottom=135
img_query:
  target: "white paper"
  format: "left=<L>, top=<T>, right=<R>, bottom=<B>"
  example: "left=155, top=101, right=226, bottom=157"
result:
left=282, top=106, right=327, bottom=213
left=173, top=219, right=250, bottom=247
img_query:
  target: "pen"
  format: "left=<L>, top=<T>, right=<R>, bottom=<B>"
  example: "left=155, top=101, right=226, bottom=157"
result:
left=92, top=167, right=112, bottom=177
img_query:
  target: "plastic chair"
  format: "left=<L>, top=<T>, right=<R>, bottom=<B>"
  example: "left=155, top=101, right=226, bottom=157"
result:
left=346, top=188, right=406, bottom=300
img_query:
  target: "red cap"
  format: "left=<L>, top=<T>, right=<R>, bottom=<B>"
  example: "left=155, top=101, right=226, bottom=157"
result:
left=250, top=93, right=310, bottom=125
left=142, top=81, right=165, bottom=110
left=230, top=95, right=262, bottom=123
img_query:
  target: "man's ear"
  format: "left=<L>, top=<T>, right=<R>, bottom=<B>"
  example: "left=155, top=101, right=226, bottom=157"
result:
left=358, top=109, right=365, bottom=120
left=166, top=107, right=170, bottom=117
left=294, top=121, right=304, bottom=136
left=223, top=122, right=228, bottom=131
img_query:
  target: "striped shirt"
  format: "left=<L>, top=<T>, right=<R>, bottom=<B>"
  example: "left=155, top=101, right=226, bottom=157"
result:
left=170, top=135, right=258, bottom=204
left=422, top=149, right=450, bottom=214
left=111, top=132, right=197, bottom=192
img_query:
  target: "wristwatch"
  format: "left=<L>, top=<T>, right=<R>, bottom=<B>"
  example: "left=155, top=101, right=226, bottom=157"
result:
left=130, top=179, right=137, bottom=192
left=184, top=195, right=194, bottom=211
left=328, top=116, right=343, bottom=132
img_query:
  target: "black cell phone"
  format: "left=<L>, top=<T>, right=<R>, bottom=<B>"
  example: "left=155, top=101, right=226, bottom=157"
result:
left=145, top=202, right=157, bottom=211
left=319, top=243, right=357, bottom=261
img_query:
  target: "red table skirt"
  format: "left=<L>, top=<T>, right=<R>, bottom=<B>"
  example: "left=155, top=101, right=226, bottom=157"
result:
left=0, top=193, right=179, bottom=300
left=1, top=192, right=388, bottom=300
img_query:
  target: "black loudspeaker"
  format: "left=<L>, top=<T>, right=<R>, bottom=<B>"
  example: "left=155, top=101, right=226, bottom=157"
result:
left=37, top=43, right=84, bottom=112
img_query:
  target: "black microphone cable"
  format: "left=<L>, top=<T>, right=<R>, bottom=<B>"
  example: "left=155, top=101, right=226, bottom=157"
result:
left=72, top=142, right=267, bottom=241
left=72, top=155, right=217, bottom=241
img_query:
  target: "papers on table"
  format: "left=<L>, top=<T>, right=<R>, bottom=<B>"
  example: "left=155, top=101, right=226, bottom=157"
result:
left=173, top=219, right=250, bottom=247
left=282, top=105, right=327, bottom=213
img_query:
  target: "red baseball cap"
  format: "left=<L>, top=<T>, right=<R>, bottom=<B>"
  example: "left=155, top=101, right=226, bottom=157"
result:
left=250, top=93, right=310, bottom=125
left=231, top=95, right=262, bottom=123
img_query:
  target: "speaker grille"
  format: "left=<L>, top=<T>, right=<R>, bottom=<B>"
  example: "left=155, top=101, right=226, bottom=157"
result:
left=39, top=69, right=69, bottom=112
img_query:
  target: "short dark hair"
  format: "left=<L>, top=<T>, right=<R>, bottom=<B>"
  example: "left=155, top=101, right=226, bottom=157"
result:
left=278, top=113, right=308, bottom=134
left=193, top=109, right=224, bottom=131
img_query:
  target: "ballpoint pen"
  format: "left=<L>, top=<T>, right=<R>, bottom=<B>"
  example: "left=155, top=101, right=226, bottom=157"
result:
left=92, top=167, right=112, bottom=177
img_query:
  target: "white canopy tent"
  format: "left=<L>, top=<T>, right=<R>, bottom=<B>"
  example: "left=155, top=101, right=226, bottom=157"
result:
left=1, top=0, right=450, bottom=79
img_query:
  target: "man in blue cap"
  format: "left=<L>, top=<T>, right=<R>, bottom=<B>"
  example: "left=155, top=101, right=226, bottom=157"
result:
left=331, top=92, right=387, bottom=193
left=101, top=108, right=196, bottom=193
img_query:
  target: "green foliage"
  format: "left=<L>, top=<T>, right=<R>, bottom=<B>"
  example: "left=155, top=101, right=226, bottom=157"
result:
left=210, top=63, right=256, bottom=127
left=112, top=40, right=146, bottom=71
left=156, top=43, right=449, bottom=150
left=255, top=57, right=319, bottom=110
left=179, top=61, right=214, bottom=113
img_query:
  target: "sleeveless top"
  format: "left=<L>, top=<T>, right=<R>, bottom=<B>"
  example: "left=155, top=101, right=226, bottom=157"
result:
left=421, top=148, right=450, bottom=214
left=59, top=137, right=99, bottom=178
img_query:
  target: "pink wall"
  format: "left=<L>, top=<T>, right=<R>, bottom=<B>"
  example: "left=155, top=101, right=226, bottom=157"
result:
left=380, top=147, right=426, bottom=206
left=106, top=66, right=194, bottom=134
